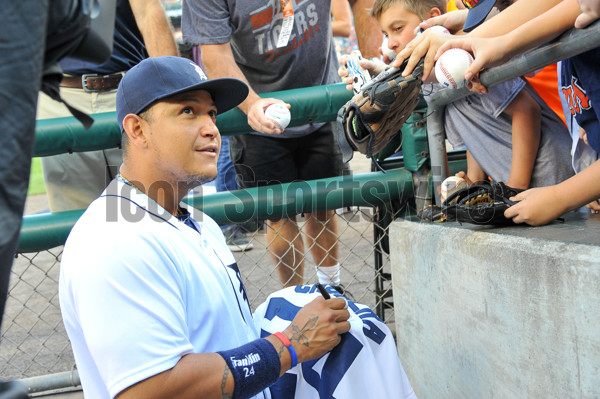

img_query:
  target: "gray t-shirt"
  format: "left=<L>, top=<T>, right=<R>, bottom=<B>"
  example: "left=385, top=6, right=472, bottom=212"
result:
left=426, top=78, right=574, bottom=187
left=182, top=0, right=341, bottom=138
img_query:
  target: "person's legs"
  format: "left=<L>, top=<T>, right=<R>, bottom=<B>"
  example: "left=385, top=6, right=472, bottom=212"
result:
left=305, top=210, right=342, bottom=288
left=219, top=137, right=263, bottom=232
left=296, top=124, right=344, bottom=288
left=266, top=217, right=305, bottom=287
left=231, top=134, right=304, bottom=284
left=216, top=135, right=238, bottom=192
left=37, top=88, right=123, bottom=212
left=216, top=135, right=253, bottom=251
left=232, top=129, right=343, bottom=287
left=0, top=0, right=47, bottom=333
left=303, top=209, right=339, bottom=267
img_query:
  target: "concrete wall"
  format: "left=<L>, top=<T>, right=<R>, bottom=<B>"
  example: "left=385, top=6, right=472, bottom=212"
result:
left=390, top=218, right=600, bottom=399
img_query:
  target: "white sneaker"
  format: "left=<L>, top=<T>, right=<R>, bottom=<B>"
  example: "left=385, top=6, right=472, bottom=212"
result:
left=335, top=206, right=359, bottom=215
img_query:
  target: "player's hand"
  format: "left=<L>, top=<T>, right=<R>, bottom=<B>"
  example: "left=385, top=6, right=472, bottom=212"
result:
left=575, top=0, right=600, bottom=28
left=247, top=98, right=288, bottom=135
left=504, top=185, right=568, bottom=226
left=419, top=9, right=469, bottom=34
left=282, top=296, right=350, bottom=363
left=393, top=29, right=454, bottom=82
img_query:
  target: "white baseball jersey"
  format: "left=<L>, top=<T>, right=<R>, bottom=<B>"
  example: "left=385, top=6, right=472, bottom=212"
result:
left=253, top=285, right=417, bottom=399
left=59, top=180, right=269, bottom=399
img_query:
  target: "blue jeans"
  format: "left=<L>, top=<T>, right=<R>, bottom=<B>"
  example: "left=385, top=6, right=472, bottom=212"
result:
left=216, top=135, right=238, bottom=192
left=217, top=136, right=238, bottom=231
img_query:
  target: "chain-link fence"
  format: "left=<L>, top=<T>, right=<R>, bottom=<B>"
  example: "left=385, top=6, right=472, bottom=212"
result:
left=1, top=248, right=72, bottom=380
left=1, top=203, right=402, bottom=381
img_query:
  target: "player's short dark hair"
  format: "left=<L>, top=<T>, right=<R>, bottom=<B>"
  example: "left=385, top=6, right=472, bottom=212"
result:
left=121, top=107, right=153, bottom=155
left=137, top=107, right=153, bottom=123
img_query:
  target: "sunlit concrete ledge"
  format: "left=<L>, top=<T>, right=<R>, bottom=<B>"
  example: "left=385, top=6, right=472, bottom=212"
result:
left=390, top=214, right=600, bottom=399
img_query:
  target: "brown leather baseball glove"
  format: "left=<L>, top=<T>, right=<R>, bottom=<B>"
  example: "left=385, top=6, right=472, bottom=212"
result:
left=335, top=58, right=425, bottom=165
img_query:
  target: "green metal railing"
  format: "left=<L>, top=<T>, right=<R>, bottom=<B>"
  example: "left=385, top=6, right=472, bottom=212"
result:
left=33, top=83, right=353, bottom=156
left=22, top=82, right=421, bottom=253
left=19, top=169, right=415, bottom=253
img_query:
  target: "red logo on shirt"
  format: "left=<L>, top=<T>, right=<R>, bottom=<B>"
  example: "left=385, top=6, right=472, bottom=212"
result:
left=249, top=1, right=321, bottom=59
left=265, top=25, right=319, bottom=61
left=561, top=76, right=591, bottom=115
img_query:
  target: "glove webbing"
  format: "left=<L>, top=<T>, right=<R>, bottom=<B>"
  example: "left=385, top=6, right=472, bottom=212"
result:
left=345, top=107, right=387, bottom=172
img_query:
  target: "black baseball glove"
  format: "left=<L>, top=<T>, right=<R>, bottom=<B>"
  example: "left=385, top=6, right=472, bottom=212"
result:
left=442, top=181, right=523, bottom=225
left=335, top=58, right=425, bottom=164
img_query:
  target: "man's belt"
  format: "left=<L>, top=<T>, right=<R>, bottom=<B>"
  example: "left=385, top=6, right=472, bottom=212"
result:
left=61, top=73, right=123, bottom=92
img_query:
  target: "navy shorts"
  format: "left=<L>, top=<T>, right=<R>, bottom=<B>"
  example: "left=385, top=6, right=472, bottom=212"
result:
left=229, top=123, right=343, bottom=188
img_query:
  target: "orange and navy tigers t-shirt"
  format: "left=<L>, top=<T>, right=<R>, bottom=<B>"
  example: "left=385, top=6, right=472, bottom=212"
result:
left=560, top=48, right=600, bottom=153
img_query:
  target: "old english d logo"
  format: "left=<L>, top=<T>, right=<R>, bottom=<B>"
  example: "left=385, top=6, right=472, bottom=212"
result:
left=561, top=76, right=591, bottom=115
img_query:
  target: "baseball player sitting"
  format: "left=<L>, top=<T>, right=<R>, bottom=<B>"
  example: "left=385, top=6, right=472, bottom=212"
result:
left=58, top=56, right=353, bottom=399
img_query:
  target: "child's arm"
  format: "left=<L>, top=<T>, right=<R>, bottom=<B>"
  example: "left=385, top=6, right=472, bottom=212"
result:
left=467, top=0, right=563, bottom=39
left=502, top=89, right=541, bottom=189
left=505, top=159, right=600, bottom=225
left=438, top=0, right=582, bottom=81
left=395, top=0, right=579, bottom=81
left=462, top=150, right=486, bottom=186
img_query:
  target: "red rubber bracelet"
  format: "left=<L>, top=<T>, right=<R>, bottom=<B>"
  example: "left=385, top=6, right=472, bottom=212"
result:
left=273, top=332, right=298, bottom=368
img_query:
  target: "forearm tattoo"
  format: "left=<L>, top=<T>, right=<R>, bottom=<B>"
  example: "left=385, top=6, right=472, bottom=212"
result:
left=217, top=339, right=280, bottom=398
left=221, top=365, right=233, bottom=399
left=289, top=316, right=318, bottom=347
left=277, top=344, right=286, bottom=359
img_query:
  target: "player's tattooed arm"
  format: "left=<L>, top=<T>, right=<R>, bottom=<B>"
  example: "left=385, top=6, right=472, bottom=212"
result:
left=276, top=344, right=287, bottom=359
left=220, top=365, right=233, bottom=399
left=288, top=316, right=318, bottom=347
left=117, top=353, right=240, bottom=399
left=281, top=296, right=351, bottom=365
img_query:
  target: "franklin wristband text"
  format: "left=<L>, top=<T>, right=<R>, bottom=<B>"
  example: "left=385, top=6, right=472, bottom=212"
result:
left=217, top=338, right=280, bottom=399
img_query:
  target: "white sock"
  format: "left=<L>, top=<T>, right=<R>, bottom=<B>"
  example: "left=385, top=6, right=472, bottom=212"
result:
left=315, top=264, right=341, bottom=286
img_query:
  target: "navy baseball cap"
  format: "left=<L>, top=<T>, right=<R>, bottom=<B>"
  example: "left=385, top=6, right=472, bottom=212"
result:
left=116, top=56, right=249, bottom=131
left=462, top=0, right=496, bottom=32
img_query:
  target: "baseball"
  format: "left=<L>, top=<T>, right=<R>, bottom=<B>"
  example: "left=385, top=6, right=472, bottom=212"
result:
left=434, top=48, right=474, bottom=90
left=381, top=37, right=396, bottom=60
left=264, top=104, right=291, bottom=129
left=427, top=25, right=451, bottom=34
left=440, top=176, right=467, bottom=203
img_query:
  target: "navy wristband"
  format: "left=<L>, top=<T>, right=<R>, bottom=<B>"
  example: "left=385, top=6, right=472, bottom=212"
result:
left=218, top=338, right=280, bottom=399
